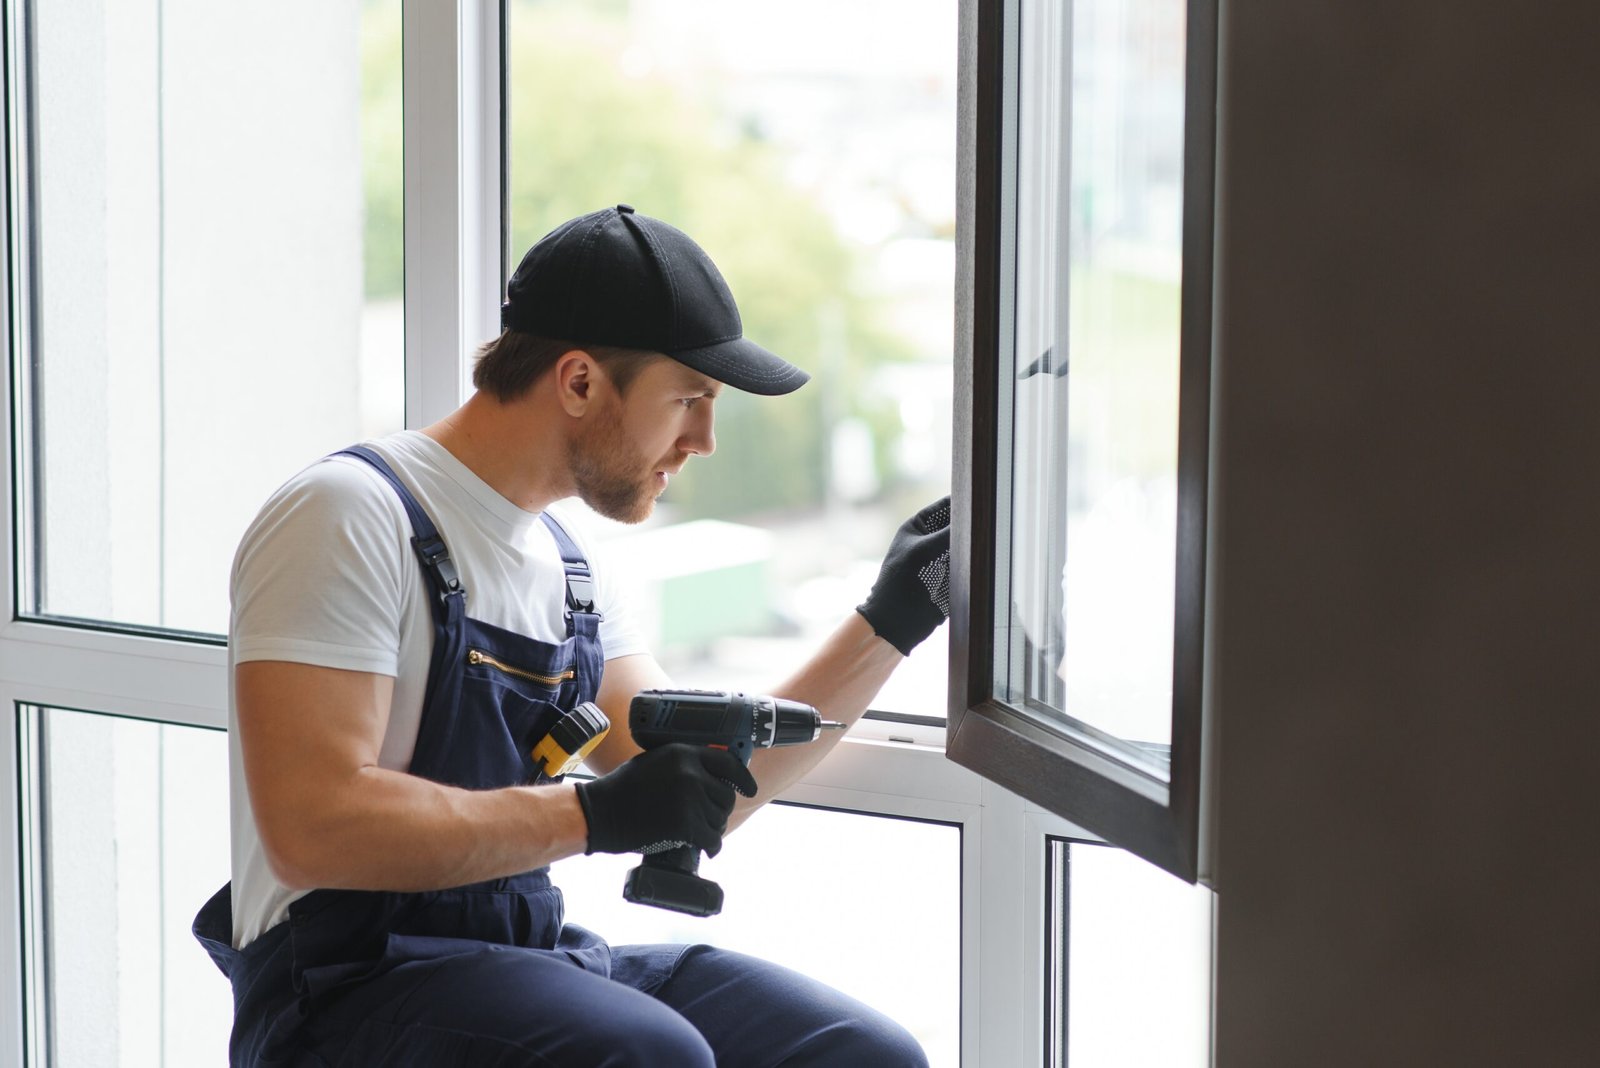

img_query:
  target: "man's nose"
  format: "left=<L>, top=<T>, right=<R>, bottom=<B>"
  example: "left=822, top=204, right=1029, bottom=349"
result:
left=682, top=409, right=715, bottom=457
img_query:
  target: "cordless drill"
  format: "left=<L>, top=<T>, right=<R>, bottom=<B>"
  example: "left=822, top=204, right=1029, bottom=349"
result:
left=623, top=688, right=845, bottom=917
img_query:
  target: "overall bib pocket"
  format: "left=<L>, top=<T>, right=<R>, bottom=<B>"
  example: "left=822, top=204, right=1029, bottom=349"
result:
left=459, top=618, right=583, bottom=786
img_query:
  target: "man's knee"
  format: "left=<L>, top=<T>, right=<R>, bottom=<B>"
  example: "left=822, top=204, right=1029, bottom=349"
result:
left=381, top=990, right=713, bottom=1068
left=599, top=1009, right=715, bottom=1068
left=803, top=1011, right=929, bottom=1068
left=648, top=945, right=928, bottom=1068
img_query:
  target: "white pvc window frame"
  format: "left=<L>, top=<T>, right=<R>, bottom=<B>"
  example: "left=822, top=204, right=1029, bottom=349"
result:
left=0, top=2, right=1083, bottom=1064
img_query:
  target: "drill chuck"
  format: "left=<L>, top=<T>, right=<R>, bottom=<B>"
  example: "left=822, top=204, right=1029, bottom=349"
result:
left=754, top=696, right=836, bottom=747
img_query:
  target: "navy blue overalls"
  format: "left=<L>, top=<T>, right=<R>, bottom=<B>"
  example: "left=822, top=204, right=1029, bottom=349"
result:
left=193, top=446, right=928, bottom=1067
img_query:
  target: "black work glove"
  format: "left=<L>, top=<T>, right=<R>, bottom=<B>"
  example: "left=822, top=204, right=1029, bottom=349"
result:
left=857, top=497, right=952, bottom=656
left=574, top=743, right=759, bottom=857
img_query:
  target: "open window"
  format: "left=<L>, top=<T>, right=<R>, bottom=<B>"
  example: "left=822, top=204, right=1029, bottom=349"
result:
left=949, top=0, right=1219, bottom=882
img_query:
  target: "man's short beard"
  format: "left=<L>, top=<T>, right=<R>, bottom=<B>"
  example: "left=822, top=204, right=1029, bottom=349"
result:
left=567, top=406, right=657, bottom=524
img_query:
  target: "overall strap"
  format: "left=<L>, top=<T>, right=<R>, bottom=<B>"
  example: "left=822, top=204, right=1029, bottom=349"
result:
left=539, top=512, right=601, bottom=630
left=335, top=446, right=465, bottom=617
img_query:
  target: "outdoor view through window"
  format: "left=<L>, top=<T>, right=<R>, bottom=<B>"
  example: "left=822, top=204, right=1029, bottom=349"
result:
left=1006, top=0, right=1187, bottom=755
left=507, top=0, right=957, bottom=724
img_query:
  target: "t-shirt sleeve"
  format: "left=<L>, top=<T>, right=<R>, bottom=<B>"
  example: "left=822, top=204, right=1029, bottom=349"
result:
left=230, top=458, right=412, bottom=676
left=547, top=502, right=650, bottom=663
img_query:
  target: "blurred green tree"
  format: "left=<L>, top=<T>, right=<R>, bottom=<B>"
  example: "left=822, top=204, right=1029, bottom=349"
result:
left=360, top=2, right=403, bottom=301
left=360, top=0, right=916, bottom=519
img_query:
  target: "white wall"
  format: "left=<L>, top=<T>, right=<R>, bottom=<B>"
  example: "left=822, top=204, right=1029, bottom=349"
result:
left=1211, top=1, right=1600, bottom=1062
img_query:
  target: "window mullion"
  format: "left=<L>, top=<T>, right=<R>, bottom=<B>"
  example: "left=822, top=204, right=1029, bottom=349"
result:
left=402, top=0, right=502, bottom=429
left=968, top=779, right=1032, bottom=1067
left=0, top=688, right=33, bottom=1067
left=3, top=0, right=31, bottom=628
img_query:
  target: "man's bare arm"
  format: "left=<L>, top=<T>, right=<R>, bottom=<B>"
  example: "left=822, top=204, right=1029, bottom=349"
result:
left=586, top=615, right=904, bottom=832
left=236, top=660, right=589, bottom=892
left=737, top=614, right=903, bottom=822
left=585, top=498, right=949, bottom=830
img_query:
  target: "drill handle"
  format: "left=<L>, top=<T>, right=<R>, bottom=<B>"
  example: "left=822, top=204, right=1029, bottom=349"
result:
left=643, top=844, right=700, bottom=875
left=625, top=846, right=724, bottom=917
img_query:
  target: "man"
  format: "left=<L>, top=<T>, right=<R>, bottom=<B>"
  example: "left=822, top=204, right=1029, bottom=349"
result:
left=194, top=204, right=951, bottom=1066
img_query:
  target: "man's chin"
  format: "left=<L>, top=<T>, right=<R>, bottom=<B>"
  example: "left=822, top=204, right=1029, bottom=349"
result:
left=581, top=489, right=656, bottom=525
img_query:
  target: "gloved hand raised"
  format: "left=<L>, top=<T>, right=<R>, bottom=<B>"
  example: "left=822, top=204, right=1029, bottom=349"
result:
left=574, top=743, right=759, bottom=857
left=857, top=496, right=952, bottom=656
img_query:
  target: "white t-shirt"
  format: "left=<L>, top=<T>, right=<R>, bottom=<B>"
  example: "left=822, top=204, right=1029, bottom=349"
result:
left=226, top=431, right=646, bottom=947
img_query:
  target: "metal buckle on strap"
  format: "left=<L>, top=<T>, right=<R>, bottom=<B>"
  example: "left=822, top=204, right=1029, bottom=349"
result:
left=412, top=535, right=464, bottom=602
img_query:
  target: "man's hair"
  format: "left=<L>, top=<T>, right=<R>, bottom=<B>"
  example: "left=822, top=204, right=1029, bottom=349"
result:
left=472, top=332, right=661, bottom=401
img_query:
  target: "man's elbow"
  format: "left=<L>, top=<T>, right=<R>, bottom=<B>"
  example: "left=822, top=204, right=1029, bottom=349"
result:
left=256, top=808, right=345, bottom=891
left=261, top=847, right=322, bottom=892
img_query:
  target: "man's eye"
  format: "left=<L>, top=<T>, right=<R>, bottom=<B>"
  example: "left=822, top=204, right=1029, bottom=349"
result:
left=682, top=397, right=700, bottom=409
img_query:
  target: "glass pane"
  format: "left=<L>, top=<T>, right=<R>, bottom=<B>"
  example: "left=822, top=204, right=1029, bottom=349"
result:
left=1001, top=0, right=1187, bottom=756
left=506, top=0, right=957, bottom=718
left=26, top=708, right=232, bottom=1068
left=551, top=803, right=960, bottom=1067
left=21, top=0, right=405, bottom=634
left=1065, top=842, right=1212, bottom=1067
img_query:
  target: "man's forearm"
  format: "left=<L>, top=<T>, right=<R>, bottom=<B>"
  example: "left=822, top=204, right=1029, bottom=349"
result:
left=261, top=771, right=589, bottom=893
left=732, top=612, right=904, bottom=825
left=699, top=495, right=950, bottom=829
left=239, top=660, right=594, bottom=893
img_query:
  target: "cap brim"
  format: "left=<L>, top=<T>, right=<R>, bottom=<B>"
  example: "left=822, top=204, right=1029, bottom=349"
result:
left=666, top=336, right=811, bottom=396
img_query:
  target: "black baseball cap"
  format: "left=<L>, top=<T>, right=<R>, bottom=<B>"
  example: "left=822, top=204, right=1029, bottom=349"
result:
left=501, top=205, right=810, bottom=396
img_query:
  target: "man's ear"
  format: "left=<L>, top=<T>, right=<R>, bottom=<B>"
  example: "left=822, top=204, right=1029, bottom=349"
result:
left=554, top=349, right=595, bottom=416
